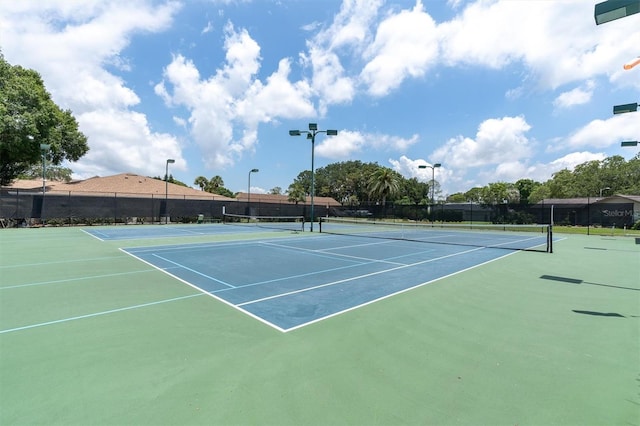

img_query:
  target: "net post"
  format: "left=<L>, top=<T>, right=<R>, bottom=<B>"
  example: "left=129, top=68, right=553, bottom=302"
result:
left=548, top=205, right=554, bottom=253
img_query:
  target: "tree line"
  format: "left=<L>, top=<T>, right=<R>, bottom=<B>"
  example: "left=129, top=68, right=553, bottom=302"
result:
left=281, top=156, right=639, bottom=207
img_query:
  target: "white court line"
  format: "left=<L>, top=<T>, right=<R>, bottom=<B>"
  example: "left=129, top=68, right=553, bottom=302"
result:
left=285, top=250, right=519, bottom=332
left=0, top=294, right=204, bottom=335
left=1, top=269, right=156, bottom=290
left=238, top=246, right=485, bottom=307
left=151, top=253, right=235, bottom=288
left=80, top=228, right=107, bottom=241
left=259, top=241, right=406, bottom=266
left=0, top=255, right=125, bottom=269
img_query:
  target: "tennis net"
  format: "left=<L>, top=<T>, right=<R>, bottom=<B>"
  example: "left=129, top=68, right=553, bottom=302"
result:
left=319, top=218, right=552, bottom=253
left=222, top=213, right=305, bottom=232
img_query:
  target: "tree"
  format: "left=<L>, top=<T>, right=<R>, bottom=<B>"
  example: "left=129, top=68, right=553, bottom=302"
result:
left=194, top=176, right=208, bottom=190
left=515, top=179, right=540, bottom=204
left=191, top=175, right=235, bottom=197
left=18, top=163, right=73, bottom=182
left=367, top=167, right=402, bottom=206
left=403, top=177, right=430, bottom=205
left=270, top=187, right=282, bottom=195
left=153, top=174, right=187, bottom=187
left=287, top=182, right=306, bottom=204
left=479, top=182, right=519, bottom=205
left=464, top=187, right=483, bottom=203
left=0, top=53, right=89, bottom=185
left=207, top=175, right=224, bottom=192
left=447, top=192, right=467, bottom=203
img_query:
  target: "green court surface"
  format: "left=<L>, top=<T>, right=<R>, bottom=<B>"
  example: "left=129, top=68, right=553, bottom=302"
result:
left=0, top=226, right=638, bottom=425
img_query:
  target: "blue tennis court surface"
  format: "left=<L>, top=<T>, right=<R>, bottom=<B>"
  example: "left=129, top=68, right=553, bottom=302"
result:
left=122, top=234, right=521, bottom=331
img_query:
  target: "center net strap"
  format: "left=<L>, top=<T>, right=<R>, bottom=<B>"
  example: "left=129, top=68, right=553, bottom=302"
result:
left=319, top=217, right=551, bottom=253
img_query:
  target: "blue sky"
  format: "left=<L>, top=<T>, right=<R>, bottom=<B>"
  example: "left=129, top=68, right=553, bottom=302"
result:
left=1, top=0, right=639, bottom=197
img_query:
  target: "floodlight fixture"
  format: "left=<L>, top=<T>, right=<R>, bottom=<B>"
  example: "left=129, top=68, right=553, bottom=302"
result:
left=289, top=130, right=301, bottom=136
left=595, top=0, right=640, bottom=24
left=621, top=140, right=638, bottom=147
left=308, top=123, right=318, bottom=131
left=248, top=168, right=259, bottom=210
left=613, top=103, right=638, bottom=114
left=417, top=163, right=442, bottom=205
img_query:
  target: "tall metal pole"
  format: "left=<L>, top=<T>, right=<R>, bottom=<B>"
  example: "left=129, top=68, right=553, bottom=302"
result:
left=431, top=167, right=435, bottom=204
left=289, top=124, right=338, bottom=232
left=310, top=133, right=315, bottom=232
left=248, top=168, right=258, bottom=217
left=165, top=159, right=175, bottom=224
left=40, top=143, right=50, bottom=225
left=418, top=163, right=441, bottom=222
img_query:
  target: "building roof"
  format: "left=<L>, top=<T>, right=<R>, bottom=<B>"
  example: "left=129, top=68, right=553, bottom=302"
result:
left=235, top=192, right=341, bottom=206
left=3, top=173, right=235, bottom=200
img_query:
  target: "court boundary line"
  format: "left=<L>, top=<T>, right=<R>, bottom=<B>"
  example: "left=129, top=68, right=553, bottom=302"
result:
left=0, top=255, right=125, bottom=270
left=119, top=247, right=287, bottom=332
left=118, top=236, right=568, bottom=333
left=0, top=269, right=156, bottom=290
left=285, top=249, right=519, bottom=332
left=125, top=239, right=491, bottom=333
left=238, top=246, right=486, bottom=307
left=0, top=294, right=203, bottom=335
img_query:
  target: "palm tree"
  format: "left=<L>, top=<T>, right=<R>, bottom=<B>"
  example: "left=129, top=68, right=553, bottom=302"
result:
left=194, top=176, right=208, bottom=191
left=208, top=175, right=224, bottom=192
left=367, top=168, right=401, bottom=207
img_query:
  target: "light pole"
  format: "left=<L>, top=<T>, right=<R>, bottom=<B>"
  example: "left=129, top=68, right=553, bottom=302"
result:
left=248, top=168, right=259, bottom=216
left=289, top=123, right=338, bottom=231
left=418, top=163, right=441, bottom=223
left=165, top=159, right=175, bottom=224
left=40, top=142, right=50, bottom=225
left=418, top=163, right=441, bottom=203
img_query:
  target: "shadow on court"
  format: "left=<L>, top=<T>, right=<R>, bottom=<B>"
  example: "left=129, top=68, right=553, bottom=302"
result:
left=540, top=274, right=640, bottom=292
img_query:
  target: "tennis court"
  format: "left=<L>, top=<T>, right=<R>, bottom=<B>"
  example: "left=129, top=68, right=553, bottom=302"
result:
left=1, top=223, right=638, bottom=425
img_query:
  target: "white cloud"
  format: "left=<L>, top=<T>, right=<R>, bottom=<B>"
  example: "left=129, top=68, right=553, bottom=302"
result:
left=360, top=1, right=438, bottom=97
left=73, top=109, right=182, bottom=178
left=157, top=24, right=318, bottom=169
left=300, top=0, right=383, bottom=112
left=553, top=80, right=595, bottom=109
left=437, top=1, right=640, bottom=90
left=0, top=0, right=184, bottom=178
left=315, top=130, right=364, bottom=159
left=314, top=131, right=419, bottom=159
left=202, top=21, right=214, bottom=34
left=547, top=151, right=606, bottom=171
left=562, top=113, right=640, bottom=150
left=432, top=116, right=533, bottom=168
